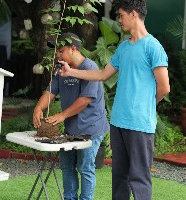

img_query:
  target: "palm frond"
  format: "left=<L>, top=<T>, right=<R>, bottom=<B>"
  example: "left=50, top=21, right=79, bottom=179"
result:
left=167, top=15, right=186, bottom=41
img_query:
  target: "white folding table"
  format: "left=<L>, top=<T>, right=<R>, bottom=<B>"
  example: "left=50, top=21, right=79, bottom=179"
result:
left=6, top=131, right=92, bottom=200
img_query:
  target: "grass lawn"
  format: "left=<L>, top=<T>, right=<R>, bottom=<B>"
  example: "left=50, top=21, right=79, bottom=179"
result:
left=0, top=167, right=185, bottom=200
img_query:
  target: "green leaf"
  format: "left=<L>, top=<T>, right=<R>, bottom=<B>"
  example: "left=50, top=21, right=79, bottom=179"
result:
left=78, top=6, right=85, bottom=15
left=167, top=15, right=185, bottom=41
left=40, top=8, right=48, bottom=13
left=69, top=18, right=77, bottom=26
left=47, top=19, right=61, bottom=25
left=73, top=5, right=78, bottom=12
left=12, top=89, right=23, bottom=96
left=71, top=36, right=81, bottom=42
left=96, top=37, right=114, bottom=66
left=163, top=94, right=171, bottom=103
left=78, top=18, right=84, bottom=25
left=84, top=3, right=98, bottom=13
left=57, top=41, right=65, bottom=47
left=63, top=16, right=71, bottom=22
left=65, top=38, right=72, bottom=44
left=80, top=47, right=92, bottom=58
left=89, top=6, right=98, bottom=13
left=82, top=19, right=93, bottom=25
left=67, top=6, right=78, bottom=12
left=88, top=0, right=101, bottom=5
left=80, top=47, right=98, bottom=60
left=104, top=74, right=118, bottom=89
left=102, top=17, right=121, bottom=33
left=45, top=64, right=52, bottom=71
left=108, top=45, right=117, bottom=52
left=47, top=28, right=61, bottom=35
left=22, top=85, right=31, bottom=94
left=43, top=56, right=54, bottom=62
left=12, top=85, right=31, bottom=96
left=49, top=8, right=61, bottom=12
left=99, top=21, right=119, bottom=45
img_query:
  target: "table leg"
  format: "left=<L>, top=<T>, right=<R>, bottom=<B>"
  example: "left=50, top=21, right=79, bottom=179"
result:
left=27, top=152, right=47, bottom=200
left=52, top=152, right=64, bottom=200
left=27, top=149, right=50, bottom=200
left=36, top=152, right=64, bottom=200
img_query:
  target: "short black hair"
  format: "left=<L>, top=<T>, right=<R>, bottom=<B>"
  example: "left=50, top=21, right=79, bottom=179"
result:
left=47, top=32, right=82, bottom=50
left=117, top=0, right=147, bottom=20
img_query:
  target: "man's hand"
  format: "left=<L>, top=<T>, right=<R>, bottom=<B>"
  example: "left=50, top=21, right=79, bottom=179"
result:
left=33, top=108, right=43, bottom=128
left=58, top=60, right=72, bottom=77
left=45, top=113, right=66, bottom=125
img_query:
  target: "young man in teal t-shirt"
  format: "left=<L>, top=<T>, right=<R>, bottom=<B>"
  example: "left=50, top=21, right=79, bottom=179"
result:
left=58, top=1, right=170, bottom=199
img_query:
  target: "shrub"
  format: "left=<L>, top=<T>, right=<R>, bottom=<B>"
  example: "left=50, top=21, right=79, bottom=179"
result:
left=1, top=114, right=35, bottom=137
left=155, top=115, right=186, bottom=155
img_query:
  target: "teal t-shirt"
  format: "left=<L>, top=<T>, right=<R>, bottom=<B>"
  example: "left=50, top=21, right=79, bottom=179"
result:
left=110, top=34, right=168, bottom=133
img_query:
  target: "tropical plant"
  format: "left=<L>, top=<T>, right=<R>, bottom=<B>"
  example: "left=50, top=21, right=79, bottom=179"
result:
left=1, top=113, right=35, bottom=137
left=167, top=15, right=186, bottom=109
left=81, top=17, right=127, bottom=116
left=155, top=114, right=186, bottom=155
left=167, top=15, right=185, bottom=41
left=11, top=39, right=34, bottom=55
left=12, top=85, right=32, bottom=98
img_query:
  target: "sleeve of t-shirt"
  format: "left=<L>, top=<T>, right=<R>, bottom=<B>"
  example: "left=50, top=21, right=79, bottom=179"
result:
left=110, top=44, right=121, bottom=71
left=148, top=39, right=168, bottom=71
left=46, top=75, right=59, bottom=95
left=79, top=80, right=98, bottom=99
left=79, top=61, right=99, bottom=98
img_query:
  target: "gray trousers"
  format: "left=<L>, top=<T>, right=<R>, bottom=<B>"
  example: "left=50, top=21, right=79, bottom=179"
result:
left=110, top=125, right=154, bottom=200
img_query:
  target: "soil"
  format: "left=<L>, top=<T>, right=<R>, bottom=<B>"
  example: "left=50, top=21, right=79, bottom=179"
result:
left=36, top=119, right=59, bottom=138
left=35, top=134, right=91, bottom=144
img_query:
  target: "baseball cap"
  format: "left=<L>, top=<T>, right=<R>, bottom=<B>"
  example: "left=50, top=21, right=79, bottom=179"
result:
left=47, top=32, right=82, bottom=49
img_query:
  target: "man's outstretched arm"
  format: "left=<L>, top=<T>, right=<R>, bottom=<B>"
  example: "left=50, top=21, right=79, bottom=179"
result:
left=59, top=61, right=117, bottom=81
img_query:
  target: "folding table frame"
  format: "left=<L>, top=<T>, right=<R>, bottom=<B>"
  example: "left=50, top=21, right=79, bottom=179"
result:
left=6, top=131, right=92, bottom=200
left=27, top=150, right=63, bottom=200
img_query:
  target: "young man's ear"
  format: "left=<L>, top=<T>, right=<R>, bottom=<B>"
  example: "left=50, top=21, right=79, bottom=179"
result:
left=71, top=45, right=77, bottom=52
left=131, top=10, right=138, bottom=19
